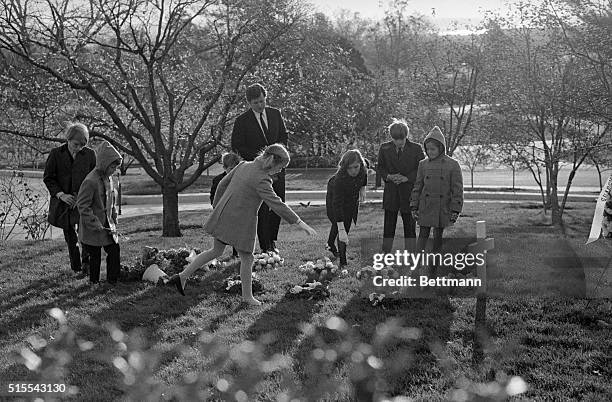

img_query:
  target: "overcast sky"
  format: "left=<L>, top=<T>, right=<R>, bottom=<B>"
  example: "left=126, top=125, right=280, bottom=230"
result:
left=308, top=0, right=519, bottom=29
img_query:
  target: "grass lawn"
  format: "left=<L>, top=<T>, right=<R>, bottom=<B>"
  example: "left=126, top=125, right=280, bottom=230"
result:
left=0, top=202, right=610, bottom=401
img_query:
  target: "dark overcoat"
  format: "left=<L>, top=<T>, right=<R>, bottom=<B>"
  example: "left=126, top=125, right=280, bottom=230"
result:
left=43, top=144, right=96, bottom=228
left=376, top=140, right=425, bottom=213
left=326, top=171, right=367, bottom=224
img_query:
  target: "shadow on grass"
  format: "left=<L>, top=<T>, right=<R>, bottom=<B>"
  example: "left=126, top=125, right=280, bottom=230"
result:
left=245, top=293, right=325, bottom=355
left=288, top=293, right=456, bottom=400
left=0, top=261, right=225, bottom=399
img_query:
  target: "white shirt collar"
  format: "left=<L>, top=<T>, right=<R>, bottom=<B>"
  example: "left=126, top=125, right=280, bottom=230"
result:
left=253, top=108, right=267, bottom=121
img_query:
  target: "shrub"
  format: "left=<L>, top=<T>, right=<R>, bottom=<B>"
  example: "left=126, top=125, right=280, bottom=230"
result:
left=15, top=309, right=528, bottom=401
left=0, top=171, right=49, bottom=241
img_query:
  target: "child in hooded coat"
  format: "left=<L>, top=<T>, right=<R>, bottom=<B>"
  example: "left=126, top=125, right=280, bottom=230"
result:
left=410, top=126, right=464, bottom=277
left=76, top=141, right=123, bottom=284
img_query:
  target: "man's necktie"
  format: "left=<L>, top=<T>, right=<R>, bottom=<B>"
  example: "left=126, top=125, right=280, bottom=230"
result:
left=260, top=112, right=269, bottom=143
left=397, top=147, right=402, bottom=159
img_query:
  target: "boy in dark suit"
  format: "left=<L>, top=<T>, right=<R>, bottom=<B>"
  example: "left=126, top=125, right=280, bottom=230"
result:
left=376, top=120, right=425, bottom=253
left=231, top=83, right=288, bottom=253
left=210, top=152, right=241, bottom=259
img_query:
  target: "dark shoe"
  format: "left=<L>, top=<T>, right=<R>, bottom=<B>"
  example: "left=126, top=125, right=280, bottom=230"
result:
left=168, top=274, right=185, bottom=296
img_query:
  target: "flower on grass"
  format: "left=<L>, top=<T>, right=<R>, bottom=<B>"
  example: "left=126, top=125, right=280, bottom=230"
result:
left=368, top=292, right=385, bottom=306
left=253, top=251, right=284, bottom=270
left=290, top=285, right=303, bottom=294
left=356, top=266, right=375, bottom=280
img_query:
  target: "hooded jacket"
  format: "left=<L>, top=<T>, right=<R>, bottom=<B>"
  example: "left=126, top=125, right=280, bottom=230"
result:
left=76, top=141, right=122, bottom=246
left=410, top=126, right=463, bottom=228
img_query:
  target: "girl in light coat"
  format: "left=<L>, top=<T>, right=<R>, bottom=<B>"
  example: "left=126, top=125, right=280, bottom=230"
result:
left=168, top=144, right=317, bottom=305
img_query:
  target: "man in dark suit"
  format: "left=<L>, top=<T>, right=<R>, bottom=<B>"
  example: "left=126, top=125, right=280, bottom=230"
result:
left=231, top=83, right=288, bottom=252
left=377, top=120, right=425, bottom=253
left=43, top=123, right=97, bottom=275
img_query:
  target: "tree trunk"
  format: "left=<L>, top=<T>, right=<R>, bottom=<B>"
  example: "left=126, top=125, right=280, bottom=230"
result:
left=162, top=185, right=181, bottom=237
left=549, top=167, right=563, bottom=226
left=471, top=168, right=475, bottom=189
left=594, top=161, right=602, bottom=190
left=545, top=166, right=552, bottom=210
left=560, top=169, right=576, bottom=217
left=512, top=166, right=516, bottom=191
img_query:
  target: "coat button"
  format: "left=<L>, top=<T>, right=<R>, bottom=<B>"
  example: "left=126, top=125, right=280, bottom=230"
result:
left=440, top=195, right=443, bottom=198
left=425, top=193, right=429, bottom=197
left=440, top=176, right=444, bottom=179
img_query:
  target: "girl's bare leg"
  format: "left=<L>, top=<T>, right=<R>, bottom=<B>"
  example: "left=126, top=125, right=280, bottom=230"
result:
left=237, top=250, right=259, bottom=305
left=178, top=239, right=226, bottom=288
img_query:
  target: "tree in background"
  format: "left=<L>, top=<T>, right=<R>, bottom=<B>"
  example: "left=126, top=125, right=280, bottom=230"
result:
left=482, top=0, right=609, bottom=225
left=0, top=0, right=304, bottom=236
left=418, top=30, right=485, bottom=156
left=453, top=126, right=492, bottom=189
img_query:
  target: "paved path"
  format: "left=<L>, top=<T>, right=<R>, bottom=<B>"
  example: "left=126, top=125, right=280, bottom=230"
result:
left=121, top=189, right=598, bottom=206
left=117, top=197, right=572, bottom=219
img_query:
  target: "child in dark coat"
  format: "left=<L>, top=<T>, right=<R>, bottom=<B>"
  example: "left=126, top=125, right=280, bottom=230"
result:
left=325, top=150, right=368, bottom=267
left=210, top=152, right=241, bottom=258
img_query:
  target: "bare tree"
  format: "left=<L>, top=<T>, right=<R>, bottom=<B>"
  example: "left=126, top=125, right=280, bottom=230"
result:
left=455, top=144, right=491, bottom=189
left=484, top=2, right=609, bottom=225
left=0, top=0, right=304, bottom=236
left=420, top=31, right=484, bottom=156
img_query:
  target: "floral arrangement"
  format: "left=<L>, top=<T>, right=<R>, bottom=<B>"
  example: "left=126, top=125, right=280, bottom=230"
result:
left=285, top=257, right=348, bottom=300
left=286, top=281, right=330, bottom=300
left=367, top=291, right=404, bottom=308
left=252, top=251, right=284, bottom=271
left=216, top=273, right=264, bottom=294
left=357, top=266, right=404, bottom=307
left=355, top=266, right=399, bottom=281
left=119, top=246, right=198, bottom=282
left=298, top=257, right=341, bottom=284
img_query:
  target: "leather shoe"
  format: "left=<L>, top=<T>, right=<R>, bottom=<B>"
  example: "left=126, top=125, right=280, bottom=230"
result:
left=168, top=274, right=185, bottom=296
